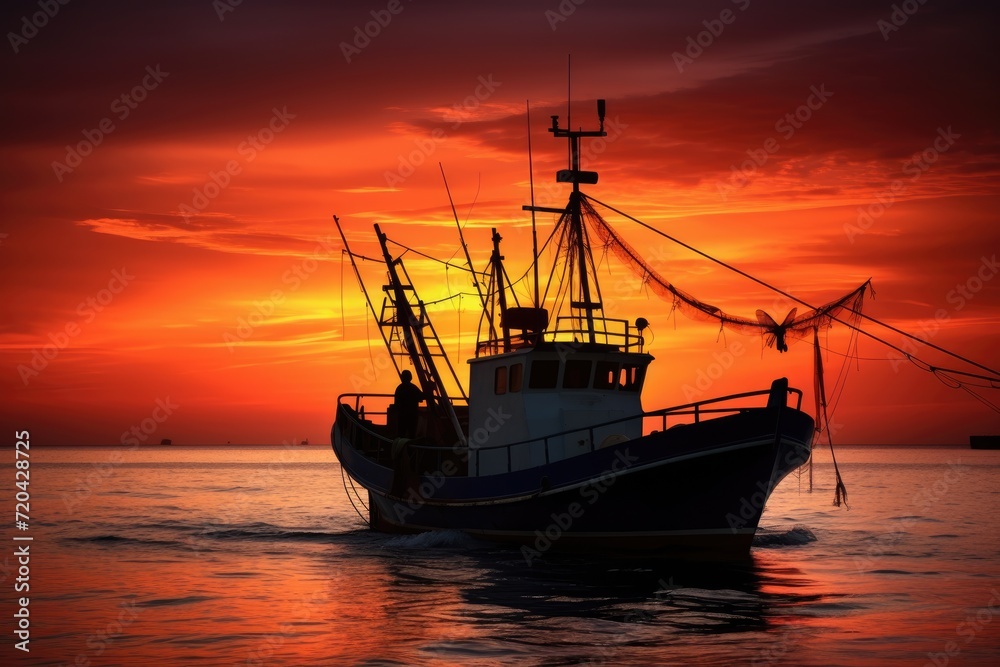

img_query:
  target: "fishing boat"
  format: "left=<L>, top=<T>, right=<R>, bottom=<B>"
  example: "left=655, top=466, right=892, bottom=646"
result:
left=331, top=98, right=859, bottom=561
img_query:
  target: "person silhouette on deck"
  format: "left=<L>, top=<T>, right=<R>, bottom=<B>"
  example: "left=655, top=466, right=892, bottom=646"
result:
left=393, top=369, right=425, bottom=438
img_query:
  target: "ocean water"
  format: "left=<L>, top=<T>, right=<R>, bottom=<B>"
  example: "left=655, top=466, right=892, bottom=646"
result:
left=4, top=445, right=999, bottom=666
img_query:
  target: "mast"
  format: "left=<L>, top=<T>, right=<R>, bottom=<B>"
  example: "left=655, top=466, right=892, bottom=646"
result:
left=491, top=228, right=511, bottom=352
left=526, top=101, right=540, bottom=309
left=538, top=99, right=608, bottom=343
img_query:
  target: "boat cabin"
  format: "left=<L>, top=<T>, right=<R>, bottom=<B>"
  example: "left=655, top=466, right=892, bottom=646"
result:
left=467, top=341, right=652, bottom=476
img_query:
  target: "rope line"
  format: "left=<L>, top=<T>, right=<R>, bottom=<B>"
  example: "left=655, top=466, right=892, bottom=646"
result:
left=585, top=194, right=1000, bottom=390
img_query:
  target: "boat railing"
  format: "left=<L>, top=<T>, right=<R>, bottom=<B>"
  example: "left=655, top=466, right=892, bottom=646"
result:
left=336, top=384, right=801, bottom=475
left=335, top=392, right=469, bottom=466
left=339, top=392, right=394, bottom=419
left=338, top=393, right=470, bottom=417
left=334, top=393, right=393, bottom=464
left=544, top=315, right=645, bottom=351
left=451, top=384, right=802, bottom=474
left=475, top=314, right=645, bottom=356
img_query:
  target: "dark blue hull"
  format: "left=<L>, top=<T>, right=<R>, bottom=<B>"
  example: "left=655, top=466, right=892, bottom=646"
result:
left=332, top=385, right=814, bottom=560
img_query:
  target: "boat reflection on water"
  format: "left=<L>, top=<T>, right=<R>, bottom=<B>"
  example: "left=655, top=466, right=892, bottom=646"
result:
left=319, top=528, right=833, bottom=665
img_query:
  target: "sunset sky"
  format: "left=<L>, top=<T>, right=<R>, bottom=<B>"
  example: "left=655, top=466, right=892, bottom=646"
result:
left=1, top=0, right=997, bottom=445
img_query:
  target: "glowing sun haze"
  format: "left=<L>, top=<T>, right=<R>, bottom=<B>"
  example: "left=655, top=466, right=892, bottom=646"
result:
left=1, top=0, right=997, bottom=445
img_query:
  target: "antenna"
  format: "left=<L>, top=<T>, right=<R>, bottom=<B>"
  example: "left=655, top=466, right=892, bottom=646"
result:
left=567, top=54, right=572, bottom=128
left=526, top=100, right=540, bottom=309
left=567, top=54, right=572, bottom=164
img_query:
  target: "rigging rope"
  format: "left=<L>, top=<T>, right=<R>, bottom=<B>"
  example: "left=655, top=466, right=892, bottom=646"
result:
left=340, top=464, right=370, bottom=526
left=386, top=239, right=476, bottom=273
left=445, top=172, right=482, bottom=264
left=339, top=250, right=347, bottom=339
left=583, top=194, right=1000, bottom=389
left=814, top=329, right=848, bottom=507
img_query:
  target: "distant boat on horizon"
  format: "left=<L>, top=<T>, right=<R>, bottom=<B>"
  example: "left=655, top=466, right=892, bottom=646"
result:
left=970, top=435, right=1000, bottom=450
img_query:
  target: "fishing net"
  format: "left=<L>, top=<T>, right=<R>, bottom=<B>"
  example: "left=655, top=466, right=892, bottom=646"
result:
left=579, top=196, right=871, bottom=351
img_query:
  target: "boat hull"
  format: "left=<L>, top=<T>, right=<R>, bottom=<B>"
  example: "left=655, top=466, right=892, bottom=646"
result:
left=333, top=400, right=814, bottom=560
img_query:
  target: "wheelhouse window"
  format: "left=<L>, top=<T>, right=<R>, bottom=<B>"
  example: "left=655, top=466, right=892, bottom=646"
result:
left=494, top=365, right=507, bottom=395
left=563, top=359, right=593, bottom=389
left=593, top=361, right=620, bottom=390
left=510, top=363, right=523, bottom=392
left=528, top=359, right=559, bottom=389
left=621, top=363, right=646, bottom=392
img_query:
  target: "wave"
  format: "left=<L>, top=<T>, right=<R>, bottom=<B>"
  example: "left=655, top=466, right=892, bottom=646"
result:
left=65, top=534, right=182, bottom=548
left=753, top=526, right=817, bottom=547
left=99, top=490, right=179, bottom=499
left=208, top=486, right=266, bottom=493
left=138, top=595, right=215, bottom=608
left=888, top=515, right=944, bottom=523
left=61, top=520, right=354, bottom=551
left=383, top=529, right=484, bottom=550
left=204, top=526, right=339, bottom=542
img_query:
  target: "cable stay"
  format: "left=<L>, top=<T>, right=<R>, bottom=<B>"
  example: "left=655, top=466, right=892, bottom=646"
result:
left=385, top=239, right=478, bottom=274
